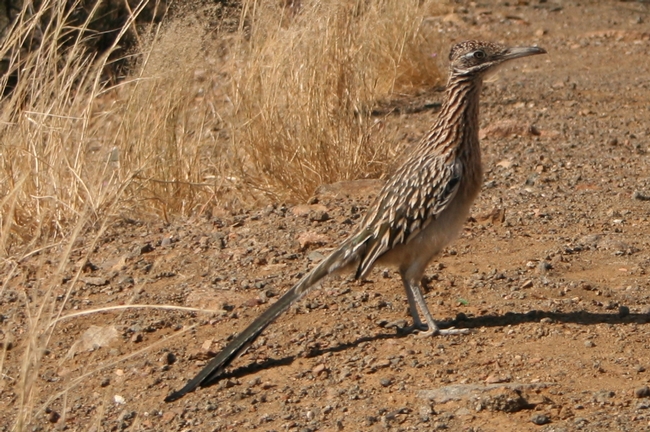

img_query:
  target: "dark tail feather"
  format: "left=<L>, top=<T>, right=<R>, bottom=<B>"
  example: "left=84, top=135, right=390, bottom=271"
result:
left=164, top=243, right=353, bottom=402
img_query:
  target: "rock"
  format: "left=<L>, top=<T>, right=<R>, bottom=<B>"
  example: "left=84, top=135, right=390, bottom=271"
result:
left=531, top=414, right=550, bottom=425
left=619, top=306, right=630, bottom=318
left=309, top=210, right=330, bottom=222
left=584, top=340, right=595, bottom=348
left=632, top=190, right=650, bottom=201
left=634, top=386, right=650, bottom=398
left=485, top=374, right=511, bottom=384
left=66, top=325, right=118, bottom=358
left=479, top=388, right=529, bottom=413
left=419, top=382, right=553, bottom=404
left=384, top=319, right=408, bottom=330
left=307, top=250, right=325, bottom=262
left=140, top=243, right=155, bottom=254
left=82, top=276, right=109, bottom=286
left=296, top=232, right=329, bottom=250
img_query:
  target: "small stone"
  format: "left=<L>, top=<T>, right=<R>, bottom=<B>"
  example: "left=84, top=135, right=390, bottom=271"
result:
left=131, top=333, right=142, bottom=343
left=82, top=276, right=109, bottom=286
left=385, top=319, right=408, bottom=330
left=48, top=410, right=60, bottom=423
left=114, top=394, right=126, bottom=404
left=619, top=306, right=630, bottom=318
left=485, top=374, right=511, bottom=384
left=634, top=386, right=650, bottom=398
left=201, top=340, right=213, bottom=352
left=531, top=414, right=550, bottom=425
left=309, top=210, right=330, bottom=222
left=373, top=359, right=391, bottom=369
left=243, top=298, right=263, bottom=307
left=419, top=404, right=433, bottom=422
left=100, top=377, right=110, bottom=387
left=380, top=377, right=393, bottom=387
left=297, top=232, right=329, bottom=250
left=118, top=275, right=134, bottom=285
left=312, top=364, right=326, bottom=375
left=584, top=340, right=595, bottom=348
left=162, top=352, right=176, bottom=365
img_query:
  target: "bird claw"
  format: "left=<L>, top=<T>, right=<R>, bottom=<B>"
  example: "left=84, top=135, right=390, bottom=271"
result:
left=410, top=325, right=470, bottom=338
left=435, top=327, right=470, bottom=336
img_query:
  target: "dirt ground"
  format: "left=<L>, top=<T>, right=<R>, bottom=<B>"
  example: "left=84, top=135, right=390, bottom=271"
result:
left=3, top=0, right=650, bottom=431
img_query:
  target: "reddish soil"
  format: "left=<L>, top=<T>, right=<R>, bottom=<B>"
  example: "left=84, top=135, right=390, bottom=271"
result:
left=3, top=1, right=650, bottom=431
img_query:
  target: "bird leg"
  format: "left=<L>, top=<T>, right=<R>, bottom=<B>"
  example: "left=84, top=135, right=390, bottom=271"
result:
left=401, top=274, right=469, bottom=337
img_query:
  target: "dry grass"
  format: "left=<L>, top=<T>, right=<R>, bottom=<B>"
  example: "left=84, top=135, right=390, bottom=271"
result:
left=0, top=0, right=446, bottom=429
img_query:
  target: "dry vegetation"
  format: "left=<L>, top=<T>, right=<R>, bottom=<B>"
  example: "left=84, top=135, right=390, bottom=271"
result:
left=0, top=0, right=447, bottom=429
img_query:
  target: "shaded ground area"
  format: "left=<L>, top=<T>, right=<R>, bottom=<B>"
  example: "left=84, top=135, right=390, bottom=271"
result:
left=3, top=0, right=650, bottom=430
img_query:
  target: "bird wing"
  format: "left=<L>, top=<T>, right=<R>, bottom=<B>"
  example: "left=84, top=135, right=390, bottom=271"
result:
left=351, top=154, right=462, bottom=279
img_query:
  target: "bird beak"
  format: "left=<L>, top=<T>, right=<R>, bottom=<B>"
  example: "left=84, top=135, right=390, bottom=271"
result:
left=501, top=46, right=547, bottom=61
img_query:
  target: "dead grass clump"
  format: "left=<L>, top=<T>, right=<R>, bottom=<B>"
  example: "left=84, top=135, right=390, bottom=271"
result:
left=225, top=0, right=444, bottom=201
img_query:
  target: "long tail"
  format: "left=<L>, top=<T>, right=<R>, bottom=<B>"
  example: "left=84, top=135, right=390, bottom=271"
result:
left=165, top=239, right=360, bottom=402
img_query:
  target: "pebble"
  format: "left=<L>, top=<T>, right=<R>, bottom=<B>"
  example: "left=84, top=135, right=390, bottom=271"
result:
left=584, top=340, right=595, bottom=348
left=531, top=414, right=550, bottom=425
left=632, top=190, right=650, bottom=201
left=309, top=210, right=330, bottom=222
left=82, top=276, right=109, bottom=286
left=618, top=305, right=630, bottom=318
left=47, top=410, right=60, bottom=423
left=634, top=386, right=650, bottom=398
left=380, top=377, right=393, bottom=387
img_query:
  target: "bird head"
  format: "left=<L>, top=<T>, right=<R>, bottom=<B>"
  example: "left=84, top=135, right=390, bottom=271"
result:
left=449, top=40, right=546, bottom=77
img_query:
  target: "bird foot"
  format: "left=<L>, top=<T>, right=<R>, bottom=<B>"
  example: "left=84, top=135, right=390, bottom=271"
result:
left=411, top=325, right=470, bottom=338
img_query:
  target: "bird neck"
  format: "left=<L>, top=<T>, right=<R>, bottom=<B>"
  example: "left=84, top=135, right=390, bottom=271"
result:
left=440, top=75, right=482, bottom=144
left=421, top=75, right=482, bottom=157
left=424, top=74, right=484, bottom=189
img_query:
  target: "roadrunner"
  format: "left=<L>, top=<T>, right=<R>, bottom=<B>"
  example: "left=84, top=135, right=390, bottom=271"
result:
left=166, top=40, right=546, bottom=402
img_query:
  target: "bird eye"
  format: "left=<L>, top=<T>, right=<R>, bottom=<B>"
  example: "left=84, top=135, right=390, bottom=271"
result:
left=473, top=50, right=486, bottom=59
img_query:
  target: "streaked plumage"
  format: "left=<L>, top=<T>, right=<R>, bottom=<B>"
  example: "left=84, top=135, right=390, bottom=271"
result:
left=165, top=40, right=546, bottom=402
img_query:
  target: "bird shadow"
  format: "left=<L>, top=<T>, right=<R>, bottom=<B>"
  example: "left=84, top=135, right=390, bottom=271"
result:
left=205, top=309, right=648, bottom=387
